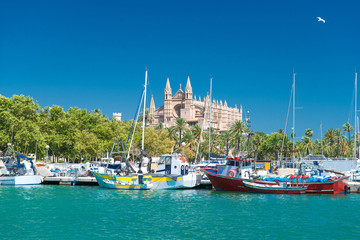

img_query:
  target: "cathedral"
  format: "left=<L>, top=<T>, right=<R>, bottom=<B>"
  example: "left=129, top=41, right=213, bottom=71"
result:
left=149, top=76, right=242, bottom=131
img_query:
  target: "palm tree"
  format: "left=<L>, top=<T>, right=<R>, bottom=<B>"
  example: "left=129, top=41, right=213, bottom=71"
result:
left=265, top=132, right=283, bottom=161
left=324, top=128, right=336, bottom=156
left=305, top=129, right=313, bottom=138
left=192, top=124, right=202, bottom=140
left=167, top=126, right=178, bottom=142
left=182, top=130, right=197, bottom=160
left=334, top=128, right=343, bottom=158
left=138, top=109, right=151, bottom=125
left=301, top=136, right=312, bottom=156
left=191, top=124, right=203, bottom=162
left=230, top=120, right=246, bottom=152
left=174, top=118, right=187, bottom=148
left=183, top=130, right=196, bottom=147
left=221, top=131, right=231, bottom=156
left=154, top=122, right=163, bottom=130
left=343, top=122, right=354, bottom=145
left=252, top=131, right=267, bottom=160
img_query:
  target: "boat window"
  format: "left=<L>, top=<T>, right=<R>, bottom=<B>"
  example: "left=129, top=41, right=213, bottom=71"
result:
left=159, top=156, right=165, bottom=165
left=235, top=161, right=240, bottom=167
left=165, top=156, right=172, bottom=165
left=226, top=161, right=235, bottom=166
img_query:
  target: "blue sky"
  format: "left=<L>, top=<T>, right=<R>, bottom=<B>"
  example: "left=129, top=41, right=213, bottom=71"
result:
left=1, top=0, right=360, bottom=139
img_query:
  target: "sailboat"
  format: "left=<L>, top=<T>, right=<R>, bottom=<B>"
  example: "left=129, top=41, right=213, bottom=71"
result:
left=92, top=70, right=201, bottom=190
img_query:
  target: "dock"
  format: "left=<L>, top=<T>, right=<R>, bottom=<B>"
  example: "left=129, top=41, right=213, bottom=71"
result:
left=349, top=181, right=360, bottom=193
left=43, top=176, right=98, bottom=186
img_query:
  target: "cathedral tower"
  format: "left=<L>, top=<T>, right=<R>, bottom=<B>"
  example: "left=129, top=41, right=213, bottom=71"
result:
left=182, top=75, right=194, bottom=119
left=149, top=95, right=156, bottom=124
left=164, top=77, right=172, bottom=125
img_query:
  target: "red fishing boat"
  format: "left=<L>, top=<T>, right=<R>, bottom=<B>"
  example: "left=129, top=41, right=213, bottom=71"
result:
left=201, top=158, right=349, bottom=194
left=243, top=181, right=307, bottom=194
left=200, top=157, right=278, bottom=192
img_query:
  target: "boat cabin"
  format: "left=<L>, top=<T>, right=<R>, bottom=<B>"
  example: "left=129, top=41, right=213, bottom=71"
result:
left=217, top=157, right=254, bottom=178
left=155, top=155, right=190, bottom=176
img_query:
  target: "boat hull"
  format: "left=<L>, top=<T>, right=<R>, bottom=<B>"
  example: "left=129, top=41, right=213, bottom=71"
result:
left=243, top=181, right=307, bottom=194
left=202, top=169, right=349, bottom=194
left=92, top=172, right=201, bottom=190
left=0, top=175, right=42, bottom=185
left=201, top=169, right=249, bottom=191
left=291, top=177, right=349, bottom=194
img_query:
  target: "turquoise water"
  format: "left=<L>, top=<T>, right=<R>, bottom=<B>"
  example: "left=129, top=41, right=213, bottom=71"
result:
left=1, top=185, right=360, bottom=240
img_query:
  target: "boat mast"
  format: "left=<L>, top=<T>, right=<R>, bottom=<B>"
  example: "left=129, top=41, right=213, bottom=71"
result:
left=357, top=116, right=359, bottom=158
left=142, top=69, right=148, bottom=151
left=292, top=72, right=295, bottom=161
left=354, top=72, right=357, bottom=159
left=320, top=123, right=323, bottom=155
left=208, top=77, right=213, bottom=160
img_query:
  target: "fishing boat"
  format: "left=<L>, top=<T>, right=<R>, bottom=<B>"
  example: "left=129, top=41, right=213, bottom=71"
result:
left=201, top=156, right=278, bottom=191
left=94, top=154, right=200, bottom=190
left=0, top=144, right=42, bottom=185
left=243, top=181, right=307, bottom=194
left=93, top=172, right=153, bottom=190
left=202, top=157, right=349, bottom=194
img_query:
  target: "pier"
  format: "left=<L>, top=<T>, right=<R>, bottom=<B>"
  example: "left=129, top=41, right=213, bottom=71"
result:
left=43, top=176, right=98, bottom=186
left=349, top=182, right=360, bottom=193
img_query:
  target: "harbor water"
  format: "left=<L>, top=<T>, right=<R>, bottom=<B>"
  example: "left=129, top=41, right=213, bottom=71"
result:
left=1, top=185, right=360, bottom=240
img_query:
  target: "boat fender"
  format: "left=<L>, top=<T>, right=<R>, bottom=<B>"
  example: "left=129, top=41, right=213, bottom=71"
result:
left=228, top=169, right=236, bottom=178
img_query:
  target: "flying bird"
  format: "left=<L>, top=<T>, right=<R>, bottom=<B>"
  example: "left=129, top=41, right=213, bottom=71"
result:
left=317, top=17, right=326, bottom=23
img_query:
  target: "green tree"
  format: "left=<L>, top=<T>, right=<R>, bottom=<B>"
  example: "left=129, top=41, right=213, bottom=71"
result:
left=221, top=131, right=231, bottom=156
left=264, top=132, right=283, bottom=161
left=230, top=120, right=246, bottom=152
left=343, top=122, right=353, bottom=145
left=173, top=118, right=188, bottom=148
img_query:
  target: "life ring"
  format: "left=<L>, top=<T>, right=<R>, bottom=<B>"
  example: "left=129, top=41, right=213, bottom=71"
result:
left=228, top=169, right=236, bottom=178
left=180, top=157, right=186, bottom=163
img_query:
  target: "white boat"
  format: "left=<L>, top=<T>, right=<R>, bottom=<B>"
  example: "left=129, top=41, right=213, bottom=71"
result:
left=0, top=175, right=42, bottom=185
left=93, top=154, right=201, bottom=190
left=0, top=145, right=42, bottom=185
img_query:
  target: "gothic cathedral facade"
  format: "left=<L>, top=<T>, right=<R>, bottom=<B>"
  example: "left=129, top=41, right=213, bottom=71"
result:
left=149, top=76, right=242, bottom=131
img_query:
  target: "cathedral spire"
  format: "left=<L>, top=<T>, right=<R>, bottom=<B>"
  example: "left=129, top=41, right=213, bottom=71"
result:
left=165, top=77, right=171, bottom=91
left=185, top=75, right=192, bottom=93
left=164, top=77, right=172, bottom=100
left=150, top=95, right=155, bottom=118
left=150, top=95, right=155, bottom=110
left=185, top=75, right=193, bottom=100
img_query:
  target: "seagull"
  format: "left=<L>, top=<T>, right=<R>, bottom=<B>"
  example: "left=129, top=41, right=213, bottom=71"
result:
left=317, top=17, right=326, bottom=23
